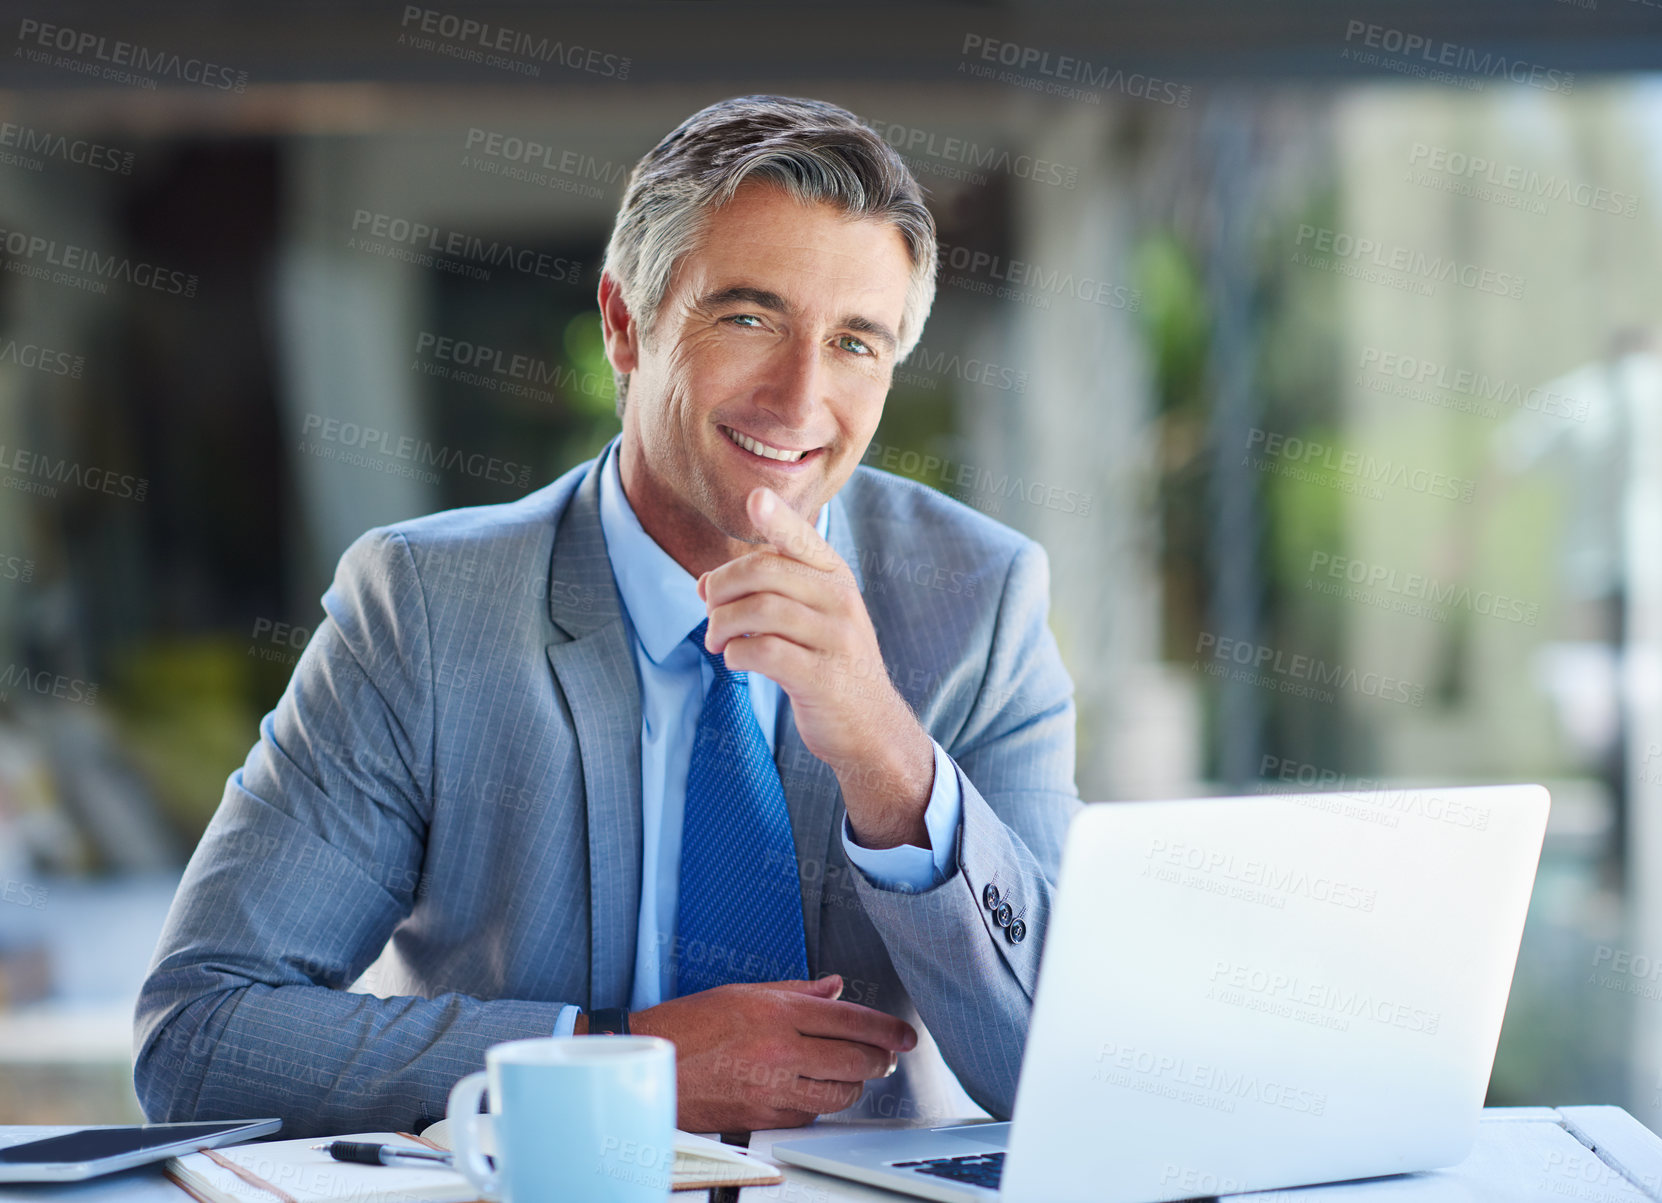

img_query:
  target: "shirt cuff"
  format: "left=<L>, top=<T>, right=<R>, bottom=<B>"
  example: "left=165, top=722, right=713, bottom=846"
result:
left=553, top=1004, right=581, bottom=1037
left=840, top=740, right=962, bottom=892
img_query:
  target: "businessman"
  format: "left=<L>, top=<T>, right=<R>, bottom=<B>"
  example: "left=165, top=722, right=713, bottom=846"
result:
left=134, top=95, right=1080, bottom=1137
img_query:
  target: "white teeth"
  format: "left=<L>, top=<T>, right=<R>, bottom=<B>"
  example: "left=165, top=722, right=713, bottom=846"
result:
left=724, top=426, right=807, bottom=462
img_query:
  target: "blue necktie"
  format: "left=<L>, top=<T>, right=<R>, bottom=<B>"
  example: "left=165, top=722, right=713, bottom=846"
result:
left=674, top=619, right=809, bottom=996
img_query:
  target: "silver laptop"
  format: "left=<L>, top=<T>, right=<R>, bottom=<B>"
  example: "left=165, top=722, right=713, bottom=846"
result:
left=773, top=785, right=1550, bottom=1203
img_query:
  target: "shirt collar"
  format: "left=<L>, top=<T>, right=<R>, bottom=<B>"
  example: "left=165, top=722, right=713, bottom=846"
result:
left=597, top=436, right=829, bottom=665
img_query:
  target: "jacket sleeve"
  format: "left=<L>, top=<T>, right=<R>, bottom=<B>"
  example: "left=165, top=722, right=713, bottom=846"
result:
left=132, top=529, right=569, bottom=1137
left=846, top=538, right=1081, bottom=1120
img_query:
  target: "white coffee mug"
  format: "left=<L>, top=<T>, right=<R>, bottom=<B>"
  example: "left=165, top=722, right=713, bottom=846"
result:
left=446, top=1035, right=676, bottom=1203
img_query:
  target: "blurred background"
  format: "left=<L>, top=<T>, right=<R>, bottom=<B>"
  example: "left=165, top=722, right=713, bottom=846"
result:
left=1, top=0, right=1660, bottom=1130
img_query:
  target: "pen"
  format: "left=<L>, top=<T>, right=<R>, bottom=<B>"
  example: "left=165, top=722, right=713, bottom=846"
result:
left=310, top=1141, right=457, bottom=1168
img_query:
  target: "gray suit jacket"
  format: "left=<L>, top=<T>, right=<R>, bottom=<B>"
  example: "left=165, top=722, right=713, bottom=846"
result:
left=133, top=441, right=1080, bottom=1136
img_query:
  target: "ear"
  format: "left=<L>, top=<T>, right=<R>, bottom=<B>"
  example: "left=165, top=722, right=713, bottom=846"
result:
left=597, top=271, right=640, bottom=377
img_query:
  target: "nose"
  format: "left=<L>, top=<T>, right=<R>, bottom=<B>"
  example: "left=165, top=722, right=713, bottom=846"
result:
left=756, top=332, right=824, bottom=429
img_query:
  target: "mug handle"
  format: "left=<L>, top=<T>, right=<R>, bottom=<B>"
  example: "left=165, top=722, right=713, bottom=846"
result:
left=446, top=1071, right=500, bottom=1199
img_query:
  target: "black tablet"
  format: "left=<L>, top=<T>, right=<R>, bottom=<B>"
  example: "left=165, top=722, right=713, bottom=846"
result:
left=0, top=1119, right=282, bottom=1182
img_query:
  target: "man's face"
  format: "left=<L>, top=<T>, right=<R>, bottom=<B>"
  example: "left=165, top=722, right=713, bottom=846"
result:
left=612, top=181, right=913, bottom=547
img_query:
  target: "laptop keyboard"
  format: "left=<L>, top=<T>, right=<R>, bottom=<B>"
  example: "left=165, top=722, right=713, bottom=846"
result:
left=892, top=1151, right=1006, bottom=1190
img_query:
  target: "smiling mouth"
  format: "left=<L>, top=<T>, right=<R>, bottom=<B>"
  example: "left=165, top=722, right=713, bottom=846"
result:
left=720, top=425, right=816, bottom=464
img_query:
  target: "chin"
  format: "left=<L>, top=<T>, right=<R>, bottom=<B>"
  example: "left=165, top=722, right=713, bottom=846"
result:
left=694, top=485, right=766, bottom=546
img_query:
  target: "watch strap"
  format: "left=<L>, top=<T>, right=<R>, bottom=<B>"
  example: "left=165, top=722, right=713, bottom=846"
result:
left=587, top=1006, right=630, bottom=1036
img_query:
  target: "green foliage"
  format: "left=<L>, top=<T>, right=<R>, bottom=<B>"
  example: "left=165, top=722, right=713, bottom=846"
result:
left=1133, top=232, right=1210, bottom=416
left=108, top=638, right=262, bottom=840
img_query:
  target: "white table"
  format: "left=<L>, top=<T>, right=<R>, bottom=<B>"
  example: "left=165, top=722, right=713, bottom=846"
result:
left=3, top=1107, right=1660, bottom=1202
left=735, top=1106, right=1662, bottom=1201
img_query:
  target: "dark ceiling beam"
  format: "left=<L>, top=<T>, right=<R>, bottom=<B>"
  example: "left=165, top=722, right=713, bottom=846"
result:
left=0, top=0, right=1657, bottom=95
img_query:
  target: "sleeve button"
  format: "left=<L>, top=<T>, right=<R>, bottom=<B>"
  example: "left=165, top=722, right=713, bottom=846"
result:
left=983, top=883, right=1000, bottom=910
left=995, top=902, right=1013, bottom=928
left=1007, top=919, right=1027, bottom=944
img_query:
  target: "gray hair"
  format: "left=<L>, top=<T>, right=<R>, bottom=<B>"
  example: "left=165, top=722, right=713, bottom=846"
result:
left=601, top=94, right=938, bottom=415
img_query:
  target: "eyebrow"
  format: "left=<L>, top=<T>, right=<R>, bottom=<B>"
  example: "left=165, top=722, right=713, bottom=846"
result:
left=697, top=284, right=898, bottom=354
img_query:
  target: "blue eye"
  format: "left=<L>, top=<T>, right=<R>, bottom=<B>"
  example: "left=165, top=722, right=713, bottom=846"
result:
left=837, top=335, right=872, bottom=356
left=728, top=314, right=762, bottom=327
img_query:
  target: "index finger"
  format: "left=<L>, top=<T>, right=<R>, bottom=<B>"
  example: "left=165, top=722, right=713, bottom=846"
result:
left=786, top=992, right=918, bottom=1053
left=748, top=487, right=842, bottom=574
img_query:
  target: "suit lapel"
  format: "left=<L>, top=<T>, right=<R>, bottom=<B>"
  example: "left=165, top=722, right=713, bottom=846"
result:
left=774, top=493, right=867, bottom=974
left=545, top=443, right=642, bottom=1009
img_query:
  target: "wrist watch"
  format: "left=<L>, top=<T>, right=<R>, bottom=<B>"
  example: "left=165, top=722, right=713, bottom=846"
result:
left=586, top=1006, right=630, bottom=1036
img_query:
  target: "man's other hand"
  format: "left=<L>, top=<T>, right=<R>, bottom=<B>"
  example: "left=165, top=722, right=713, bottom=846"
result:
left=627, top=974, right=917, bottom=1132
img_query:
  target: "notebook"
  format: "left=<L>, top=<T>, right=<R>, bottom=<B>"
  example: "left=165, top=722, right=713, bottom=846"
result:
left=166, top=1132, right=471, bottom=1203
left=422, top=1116, right=785, bottom=1192
left=167, top=1123, right=783, bottom=1202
